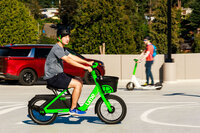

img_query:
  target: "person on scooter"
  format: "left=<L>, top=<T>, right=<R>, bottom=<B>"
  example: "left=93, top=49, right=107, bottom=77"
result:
left=137, top=36, right=154, bottom=86
left=44, top=26, right=93, bottom=115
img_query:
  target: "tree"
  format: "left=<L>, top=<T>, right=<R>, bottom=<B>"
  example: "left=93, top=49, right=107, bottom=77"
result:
left=193, top=33, right=200, bottom=53
left=149, top=0, right=180, bottom=54
left=38, top=0, right=59, bottom=8
left=0, top=0, right=38, bottom=46
left=29, top=0, right=42, bottom=19
left=71, top=0, right=136, bottom=54
left=59, top=0, right=78, bottom=25
left=19, top=0, right=42, bottom=19
left=189, top=0, right=200, bottom=32
left=129, top=0, right=149, bottom=52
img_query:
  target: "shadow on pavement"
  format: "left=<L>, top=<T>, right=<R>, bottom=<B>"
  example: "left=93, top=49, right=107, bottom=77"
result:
left=118, top=87, right=160, bottom=91
left=164, top=93, right=200, bottom=98
left=0, top=79, right=47, bottom=86
left=23, top=115, right=105, bottom=125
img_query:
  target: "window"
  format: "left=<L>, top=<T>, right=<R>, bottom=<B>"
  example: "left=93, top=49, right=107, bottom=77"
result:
left=9, top=49, right=31, bottom=57
left=35, top=48, right=51, bottom=58
left=0, top=48, right=31, bottom=57
left=0, top=48, right=9, bottom=56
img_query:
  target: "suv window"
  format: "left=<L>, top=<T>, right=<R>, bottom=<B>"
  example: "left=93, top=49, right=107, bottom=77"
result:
left=0, top=48, right=9, bottom=56
left=9, top=49, right=31, bottom=56
left=35, top=48, right=51, bottom=58
left=0, top=48, right=31, bottom=57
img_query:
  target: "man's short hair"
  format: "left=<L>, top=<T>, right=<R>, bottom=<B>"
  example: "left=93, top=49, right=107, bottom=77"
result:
left=144, top=36, right=151, bottom=41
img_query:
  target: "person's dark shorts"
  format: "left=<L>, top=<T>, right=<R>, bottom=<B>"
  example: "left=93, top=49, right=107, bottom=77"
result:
left=47, top=72, right=74, bottom=89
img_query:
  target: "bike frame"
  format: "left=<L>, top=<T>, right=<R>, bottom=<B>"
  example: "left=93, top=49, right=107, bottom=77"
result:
left=42, top=63, right=113, bottom=114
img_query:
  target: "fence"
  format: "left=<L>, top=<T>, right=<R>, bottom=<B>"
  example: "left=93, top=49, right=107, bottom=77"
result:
left=83, top=53, right=200, bottom=81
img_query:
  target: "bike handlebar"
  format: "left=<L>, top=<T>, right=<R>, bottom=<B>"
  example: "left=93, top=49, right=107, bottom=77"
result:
left=91, top=62, right=99, bottom=69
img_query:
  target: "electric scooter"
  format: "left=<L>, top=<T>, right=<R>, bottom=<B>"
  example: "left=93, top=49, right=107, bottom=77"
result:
left=28, top=62, right=127, bottom=125
left=126, top=59, right=162, bottom=90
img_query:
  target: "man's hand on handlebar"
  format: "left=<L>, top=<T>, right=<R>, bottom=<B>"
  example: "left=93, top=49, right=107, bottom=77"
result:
left=87, top=61, right=94, bottom=66
left=85, top=66, right=93, bottom=72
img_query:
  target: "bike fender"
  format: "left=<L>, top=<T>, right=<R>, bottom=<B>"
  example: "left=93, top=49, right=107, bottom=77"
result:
left=28, top=95, right=55, bottom=108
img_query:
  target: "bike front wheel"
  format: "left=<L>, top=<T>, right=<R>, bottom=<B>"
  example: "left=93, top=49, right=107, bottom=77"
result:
left=28, top=97, right=58, bottom=125
left=95, top=94, right=127, bottom=124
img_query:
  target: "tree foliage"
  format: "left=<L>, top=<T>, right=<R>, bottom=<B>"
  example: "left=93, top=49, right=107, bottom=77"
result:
left=71, top=0, right=137, bottom=54
left=149, top=0, right=180, bottom=54
left=38, top=0, right=59, bottom=8
left=193, top=33, right=200, bottom=53
left=59, top=0, right=78, bottom=25
left=189, top=0, right=200, bottom=31
left=0, top=0, right=38, bottom=46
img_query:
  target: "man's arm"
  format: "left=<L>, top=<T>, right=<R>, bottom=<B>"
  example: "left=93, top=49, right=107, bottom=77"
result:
left=68, top=54, right=93, bottom=66
left=61, top=55, right=92, bottom=72
left=137, top=51, right=150, bottom=63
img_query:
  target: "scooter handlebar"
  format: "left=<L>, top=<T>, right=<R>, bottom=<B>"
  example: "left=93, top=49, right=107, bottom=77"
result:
left=134, top=59, right=138, bottom=62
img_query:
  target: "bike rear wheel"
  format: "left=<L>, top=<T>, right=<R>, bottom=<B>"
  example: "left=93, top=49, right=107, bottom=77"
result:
left=28, top=97, right=58, bottom=125
left=96, top=94, right=127, bottom=124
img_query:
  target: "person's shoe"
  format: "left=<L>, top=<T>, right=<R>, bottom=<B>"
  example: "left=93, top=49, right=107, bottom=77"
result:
left=149, top=83, right=154, bottom=86
left=143, top=83, right=148, bottom=86
left=69, top=109, right=86, bottom=116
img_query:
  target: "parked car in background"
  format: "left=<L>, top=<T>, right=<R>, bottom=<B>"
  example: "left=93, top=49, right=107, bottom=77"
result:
left=0, top=44, right=105, bottom=85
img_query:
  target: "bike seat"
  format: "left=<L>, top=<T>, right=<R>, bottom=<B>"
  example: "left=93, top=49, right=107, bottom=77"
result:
left=46, top=84, right=63, bottom=91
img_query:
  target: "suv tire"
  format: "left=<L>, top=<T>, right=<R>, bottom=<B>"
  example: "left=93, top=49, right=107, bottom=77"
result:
left=19, top=69, right=37, bottom=85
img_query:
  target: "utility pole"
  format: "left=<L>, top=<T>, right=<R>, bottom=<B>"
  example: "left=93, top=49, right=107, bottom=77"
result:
left=166, top=0, right=172, bottom=62
left=163, top=0, right=176, bottom=83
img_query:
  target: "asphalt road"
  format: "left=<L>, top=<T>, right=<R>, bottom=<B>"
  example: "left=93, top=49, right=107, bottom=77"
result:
left=1, top=80, right=200, bottom=133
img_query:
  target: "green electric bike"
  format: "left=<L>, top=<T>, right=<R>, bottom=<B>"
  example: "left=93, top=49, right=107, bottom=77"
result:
left=28, top=62, right=127, bottom=125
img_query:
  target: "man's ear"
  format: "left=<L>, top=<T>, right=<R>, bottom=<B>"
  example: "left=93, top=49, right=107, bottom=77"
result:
left=57, top=35, right=62, bottom=43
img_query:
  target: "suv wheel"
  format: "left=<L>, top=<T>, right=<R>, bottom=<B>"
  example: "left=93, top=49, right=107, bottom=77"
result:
left=84, top=70, right=100, bottom=85
left=19, top=69, right=37, bottom=85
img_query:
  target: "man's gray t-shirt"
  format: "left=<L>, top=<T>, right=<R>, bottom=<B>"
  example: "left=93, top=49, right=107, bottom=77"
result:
left=44, top=44, right=70, bottom=80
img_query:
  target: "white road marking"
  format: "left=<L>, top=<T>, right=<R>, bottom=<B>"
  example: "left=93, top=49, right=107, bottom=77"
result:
left=0, top=105, right=26, bottom=115
left=16, top=121, right=24, bottom=125
left=0, top=102, right=25, bottom=104
left=141, top=103, right=200, bottom=128
left=126, top=102, right=198, bottom=104
left=0, top=104, right=24, bottom=110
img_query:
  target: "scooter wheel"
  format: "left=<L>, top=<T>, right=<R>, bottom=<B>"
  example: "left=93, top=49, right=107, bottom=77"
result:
left=155, top=82, right=163, bottom=90
left=126, top=82, right=135, bottom=90
left=156, top=87, right=162, bottom=90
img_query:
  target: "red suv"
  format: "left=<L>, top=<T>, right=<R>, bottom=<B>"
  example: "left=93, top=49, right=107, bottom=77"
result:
left=0, top=44, right=105, bottom=85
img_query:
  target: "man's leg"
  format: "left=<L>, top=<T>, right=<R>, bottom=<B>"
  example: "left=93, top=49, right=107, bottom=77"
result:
left=145, top=62, right=150, bottom=84
left=68, top=78, right=83, bottom=110
left=149, top=61, right=154, bottom=84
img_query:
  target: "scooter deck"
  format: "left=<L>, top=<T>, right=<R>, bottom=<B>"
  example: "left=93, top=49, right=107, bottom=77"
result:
left=135, top=85, right=162, bottom=90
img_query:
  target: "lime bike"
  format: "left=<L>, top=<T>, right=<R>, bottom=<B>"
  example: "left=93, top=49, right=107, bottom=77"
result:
left=28, top=62, right=127, bottom=125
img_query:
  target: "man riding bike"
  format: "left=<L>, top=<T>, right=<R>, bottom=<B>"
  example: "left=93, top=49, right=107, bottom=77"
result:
left=43, top=26, right=93, bottom=115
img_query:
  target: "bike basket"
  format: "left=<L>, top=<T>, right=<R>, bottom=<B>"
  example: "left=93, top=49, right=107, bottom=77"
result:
left=97, top=76, right=119, bottom=93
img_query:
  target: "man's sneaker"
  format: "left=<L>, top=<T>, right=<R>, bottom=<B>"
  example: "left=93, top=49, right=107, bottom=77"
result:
left=143, top=83, right=148, bottom=86
left=149, top=83, right=154, bottom=86
left=69, top=109, right=86, bottom=116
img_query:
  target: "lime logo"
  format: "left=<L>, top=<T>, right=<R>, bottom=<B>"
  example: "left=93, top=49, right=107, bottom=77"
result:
left=85, top=94, right=95, bottom=105
left=102, top=85, right=113, bottom=93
